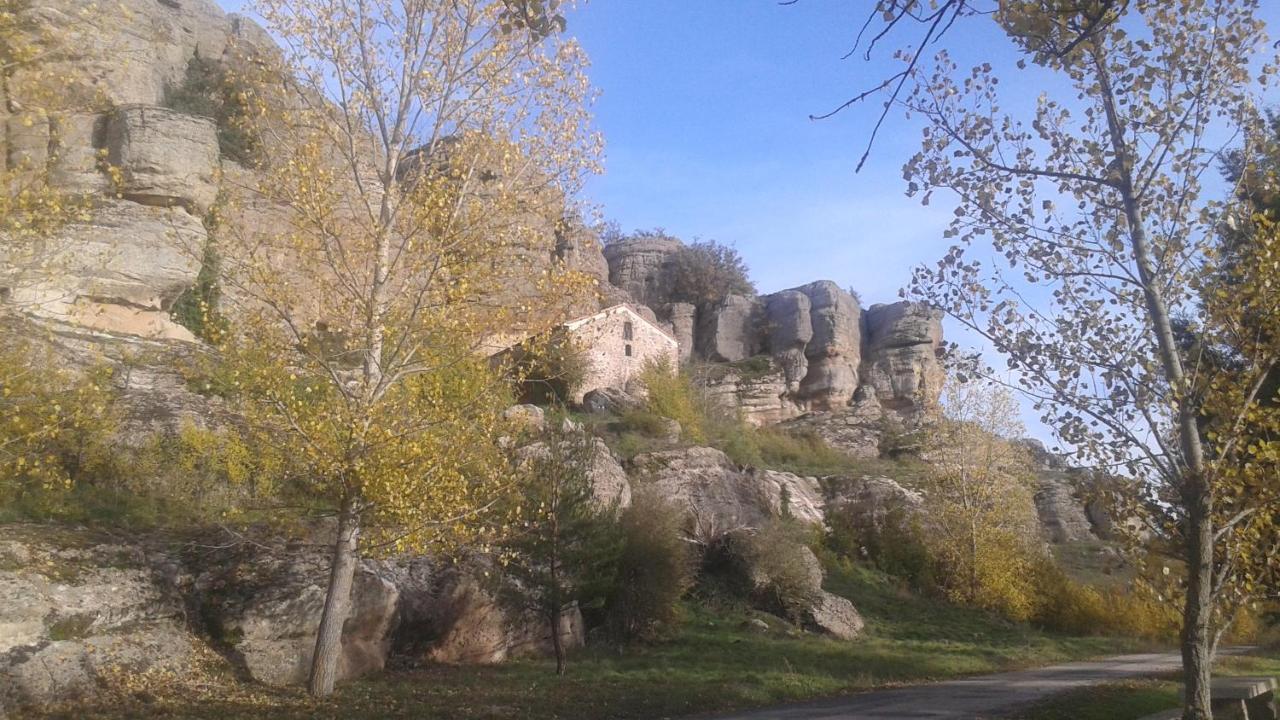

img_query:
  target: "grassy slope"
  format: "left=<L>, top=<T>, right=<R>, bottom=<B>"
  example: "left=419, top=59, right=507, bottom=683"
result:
left=37, top=563, right=1153, bottom=720
left=1006, top=653, right=1280, bottom=720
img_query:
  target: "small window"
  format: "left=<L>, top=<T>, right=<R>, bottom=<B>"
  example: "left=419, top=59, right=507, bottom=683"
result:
left=625, top=344, right=633, bottom=357
left=623, top=321, right=634, bottom=341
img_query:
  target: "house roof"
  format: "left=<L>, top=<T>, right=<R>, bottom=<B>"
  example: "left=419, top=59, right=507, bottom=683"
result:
left=562, top=304, right=678, bottom=345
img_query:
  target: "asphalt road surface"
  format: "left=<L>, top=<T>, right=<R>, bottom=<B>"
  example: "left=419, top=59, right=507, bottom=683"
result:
left=701, top=651, right=1188, bottom=719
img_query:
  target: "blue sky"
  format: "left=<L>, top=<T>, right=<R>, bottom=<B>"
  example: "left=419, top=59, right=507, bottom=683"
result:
left=216, top=0, right=1280, bottom=443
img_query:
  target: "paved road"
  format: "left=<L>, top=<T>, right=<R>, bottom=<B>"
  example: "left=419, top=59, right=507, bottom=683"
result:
left=701, top=651, right=1187, bottom=720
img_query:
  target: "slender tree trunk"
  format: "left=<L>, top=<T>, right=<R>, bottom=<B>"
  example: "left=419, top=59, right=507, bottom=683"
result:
left=1183, top=493, right=1215, bottom=720
left=1092, top=51, right=1214, bottom=720
left=550, top=610, right=566, bottom=676
left=308, top=496, right=361, bottom=698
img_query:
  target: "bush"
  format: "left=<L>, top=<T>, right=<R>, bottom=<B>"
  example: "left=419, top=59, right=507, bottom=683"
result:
left=171, top=235, right=229, bottom=343
left=1030, top=560, right=1179, bottom=640
left=163, top=55, right=262, bottom=166
left=666, top=239, right=756, bottom=307
left=639, top=359, right=706, bottom=442
left=825, top=503, right=933, bottom=588
left=709, top=520, right=820, bottom=623
left=606, top=489, right=696, bottom=641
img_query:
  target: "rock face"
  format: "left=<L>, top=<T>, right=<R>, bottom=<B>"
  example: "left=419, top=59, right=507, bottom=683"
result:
left=0, top=528, right=194, bottom=713
left=667, top=302, right=697, bottom=364
left=602, top=235, right=682, bottom=308
left=195, top=541, right=401, bottom=687
left=107, top=105, right=221, bottom=214
left=698, top=359, right=804, bottom=427
left=629, top=446, right=824, bottom=534
left=697, top=294, right=760, bottom=362
left=863, top=302, right=945, bottom=422
left=778, top=392, right=886, bottom=458
left=410, top=565, right=584, bottom=665
left=1034, top=471, right=1097, bottom=544
left=826, top=476, right=925, bottom=536
left=791, top=282, right=862, bottom=409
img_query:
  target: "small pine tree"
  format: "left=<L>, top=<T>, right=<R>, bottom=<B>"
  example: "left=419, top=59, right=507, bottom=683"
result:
left=499, top=430, right=622, bottom=674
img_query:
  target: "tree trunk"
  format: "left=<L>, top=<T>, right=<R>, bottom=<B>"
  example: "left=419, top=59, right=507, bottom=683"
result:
left=1182, top=488, right=1215, bottom=720
left=308, top=498, right=361, bottom=698
left=1092, top=51, right=1214, bottom=720
left=550, top=611, right=567, bottom=676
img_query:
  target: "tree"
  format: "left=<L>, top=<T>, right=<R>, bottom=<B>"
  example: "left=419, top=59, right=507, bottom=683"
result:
left=606, top=488, right=695, bottom=641
left=894, top=2, right=1273, bottom=716
left=216, top=0, right=599, bottom=696
left=920, top=381, right=1042, bottom=620
left=501, top=429, right=621, bottom=674
left=666, top=239, right=756, bottom=308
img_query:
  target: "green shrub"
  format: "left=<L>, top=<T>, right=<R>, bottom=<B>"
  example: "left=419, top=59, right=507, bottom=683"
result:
left=666, top=239, right=756, bottom=307
left=606, top=489, right=696, bottom=641
left=639, top=359, right=706, bottom=442
left=824, top=503, right=933, bottom=588
left=171, top=236, right=229, bottom=343
left=163, top=55, right=262, bottom=166
left=710, top=520, right=820, bottom=623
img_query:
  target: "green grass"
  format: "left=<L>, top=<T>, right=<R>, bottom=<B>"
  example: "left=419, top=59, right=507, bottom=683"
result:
left=1005, top=651, right=1280, bottom=720
left=32, top=561, right=1156, bottom=720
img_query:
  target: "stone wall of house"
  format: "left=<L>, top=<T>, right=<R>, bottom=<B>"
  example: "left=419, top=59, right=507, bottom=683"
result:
left=566, top=306, right=678, bottom=401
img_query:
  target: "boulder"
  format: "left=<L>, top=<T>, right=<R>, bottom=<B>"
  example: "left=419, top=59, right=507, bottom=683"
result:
left=696, top=294, right=760, bottom=363
left=106, top=105, right=221, bottom=214
left=516, top=437, right=631, bottom=509
left=195, top=542, right=400, bottom=687
left=502, top=404, right=546, bottom=433
left=803, top=591, right=865, bottom=640
left=826, top=475, right=925, bottom=536
left=602, top=234, right=682, bottom=308
left=863, top=302, right=944, bottom=422
left=629, top=446, right=822, bottom=535
left=0, top=528, right=194, bottom=712
left=417, top=567, right=584, bottom=665
left=581, top=386, right=643, bottom=415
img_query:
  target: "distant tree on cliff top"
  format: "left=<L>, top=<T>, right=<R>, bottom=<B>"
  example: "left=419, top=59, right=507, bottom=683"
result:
left=860, top=1, right=1280, bottom=716
left=667, top=239, right=756, bottom=307
left=214, top=0, right=599, bottom=697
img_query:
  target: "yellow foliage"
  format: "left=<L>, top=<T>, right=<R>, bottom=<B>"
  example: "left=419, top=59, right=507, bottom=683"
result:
left=639, top=359, right=707, bottom=443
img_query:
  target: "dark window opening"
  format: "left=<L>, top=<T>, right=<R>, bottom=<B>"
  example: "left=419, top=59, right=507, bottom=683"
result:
left=625, top=344, right=633, bottom=357
left=623, top=321, right=634, bottom=341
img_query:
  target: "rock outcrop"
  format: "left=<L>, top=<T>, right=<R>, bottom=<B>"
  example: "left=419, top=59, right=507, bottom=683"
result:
left=602, top=234, right=681, bottom=308
left=862, top=302, right=945, bottom=422
left=0, top=528, right=194, bottom=713
left=697, top=294, right=760, bottom=363
left=628, top=446, right=824, bottom=533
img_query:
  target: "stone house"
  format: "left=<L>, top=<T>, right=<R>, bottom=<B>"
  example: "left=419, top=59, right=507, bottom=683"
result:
left=561, top=304, right=679, bottom=401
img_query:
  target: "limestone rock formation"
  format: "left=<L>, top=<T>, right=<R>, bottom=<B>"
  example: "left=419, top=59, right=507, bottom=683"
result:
left=863, top=302, right=945, bottom=422
left=785, top=281, right=863, bottom=410
left=194, top=541, right=401, bottom=687
left=0, top=528, right=194, bottom=712
left=107, top=105, right=221, bottom=215
left=696, top=294, right=760, bottom=362
left=602, top=234, right=682, bottom=308
left=803, top=591, right=866, bottom=640
left=629, top=446, right=823, bottom=533
left=697, top=359, right=804, bottom=427
left=407, top=565, right=584, bottom=665
left=825, top=475, right=925, bottom=537
left=777, top=392, right=886, bottom=458
left=667, top=302, right=697, bottom=363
